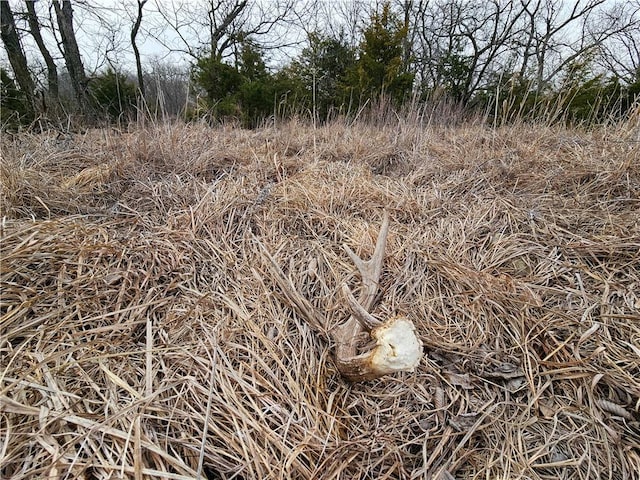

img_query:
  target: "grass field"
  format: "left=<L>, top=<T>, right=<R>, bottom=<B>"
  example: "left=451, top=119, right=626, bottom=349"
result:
left=1, top=117, right=639, bottom=479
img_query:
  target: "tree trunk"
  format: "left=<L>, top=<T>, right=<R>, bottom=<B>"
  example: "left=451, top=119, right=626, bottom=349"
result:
left=52, top=0, right=89, bottom=111
left=131, top=0, right=147, bottom=99
left=401, top=0, right=413, bottom=73
left=25, top=0, right=59, bottom=105
left=0, top=0, right=36, bottom=113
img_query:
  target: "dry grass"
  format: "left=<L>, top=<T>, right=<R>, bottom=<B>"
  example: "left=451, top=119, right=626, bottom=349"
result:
left=1, top=118, right=639, bottom=479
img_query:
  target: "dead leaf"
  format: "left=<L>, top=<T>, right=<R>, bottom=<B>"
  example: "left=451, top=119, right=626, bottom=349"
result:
left=445, top=372, right=474, bottom=389
left=448, top=413, right=479, bottom=432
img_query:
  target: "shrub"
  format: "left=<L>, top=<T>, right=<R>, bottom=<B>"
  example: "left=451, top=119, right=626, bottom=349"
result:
left=88, top=69, right=137, bottom=122
left=1, top=68, right=34, bottom=128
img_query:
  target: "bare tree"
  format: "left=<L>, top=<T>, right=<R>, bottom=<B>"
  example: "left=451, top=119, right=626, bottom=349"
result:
left=517, top=0, right=638, bottom=93
left=592, top=1, right=640, bottom=83
left=456, top=0, right=526, bottom=102
left=411, top=0, right=527, bottom=102
left=24, top=0, right=59, bottom=104
left=207, top=0, right=247, bottom=59
left=599, top=23, right=640, bottom=82
left=144, top=59, right=190, bottom=117
left=149, top=0, right=297, bottom=62
left=131, top=0, right=147, bottom=97
left=330, top=0, right=372, bottom=48
left=52, top=0, right=89, bottom=109
left=400, top=0, right=416, bottom=71
left=1, top=0, right=36, bottom=112
left=408, top=0, right=639, bottom=102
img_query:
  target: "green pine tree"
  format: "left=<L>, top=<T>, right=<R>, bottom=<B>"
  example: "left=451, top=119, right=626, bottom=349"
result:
left=349, top=2, right=414, bottom=105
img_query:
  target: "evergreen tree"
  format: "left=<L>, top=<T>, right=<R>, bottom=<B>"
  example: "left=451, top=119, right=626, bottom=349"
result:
left=193, top=54, right=243, bottom=117
left=236, top=40, right=273, bottom=126
left=288, top=32, right=357, bottom=119
left=1, top=68, right=33, bottom=127
left=89, top=69, right=137, bottom=122
left=193, top=38, right=300, bottom=127
left=436, top=42, right=473, bottom=103
left=349, top=2, right=414, bottom=104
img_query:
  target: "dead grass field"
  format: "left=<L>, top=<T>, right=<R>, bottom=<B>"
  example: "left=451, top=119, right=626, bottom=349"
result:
left=1, top=118, right=639, bottom=479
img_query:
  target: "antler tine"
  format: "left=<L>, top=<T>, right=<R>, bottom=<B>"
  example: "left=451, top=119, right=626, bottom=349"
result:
left=341, top=283, right=383, bottom=330
left=256, top=236, right=327, bottom=338
left=342, top=210, right=390, bottom=312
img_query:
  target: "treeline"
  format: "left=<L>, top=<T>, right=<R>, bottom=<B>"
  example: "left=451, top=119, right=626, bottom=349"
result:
left=1, top=0, right=639, bottom=129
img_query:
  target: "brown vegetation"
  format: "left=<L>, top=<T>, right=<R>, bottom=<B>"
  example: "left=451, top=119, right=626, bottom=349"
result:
left=1, top=118, right=639, bottom=479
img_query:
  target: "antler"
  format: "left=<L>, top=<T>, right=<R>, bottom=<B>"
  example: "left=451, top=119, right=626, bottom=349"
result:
left=257, top=211, right=422, bottom=382
left=331, top=211, right=422, bottom=381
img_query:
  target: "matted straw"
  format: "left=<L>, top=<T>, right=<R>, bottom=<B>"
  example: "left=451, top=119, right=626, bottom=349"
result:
left=1, top=119, right=638, bottom=479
